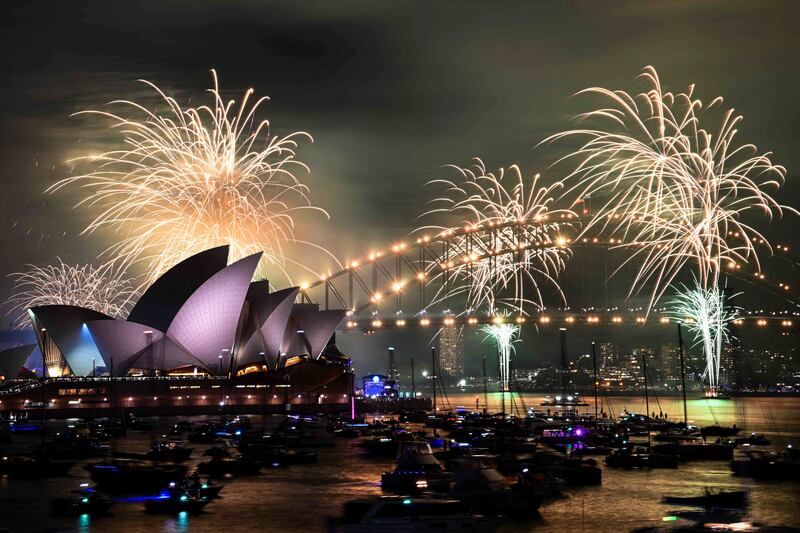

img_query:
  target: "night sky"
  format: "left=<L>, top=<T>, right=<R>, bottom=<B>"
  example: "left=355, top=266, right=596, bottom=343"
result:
left=2, top=1, right=799, bottom=374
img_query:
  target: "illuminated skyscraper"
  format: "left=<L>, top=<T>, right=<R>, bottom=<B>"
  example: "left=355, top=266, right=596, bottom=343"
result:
left=439, top=325, right=464, bottom=378
left=659, top=343, right=680, bottom=384
left=597, top=342, right=617, bottom=371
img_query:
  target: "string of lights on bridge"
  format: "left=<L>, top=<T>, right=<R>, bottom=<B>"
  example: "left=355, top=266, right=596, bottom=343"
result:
left=297, top=213, right=799, bottom=329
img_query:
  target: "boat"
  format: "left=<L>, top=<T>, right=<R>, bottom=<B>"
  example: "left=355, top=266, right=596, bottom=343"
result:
left=126, top=415, right=152, bottom=431
left=44, top=433, right=110, bottom=459
left=144, top=487, right=210, bottom=514
left=328, top=496, right=496, bottom=532
left=701, top=425, right=740, bottom=438
left=146, top=441, right=194, bottom=462
left=182, top=477, right=225, bottom=499
left=733, top=433, right=771, bottom=446
left=170, top=421, right=195, bottom=434
left=197, top=457, right=262, bottom=477
left=52, top=487, right=113, bottom=516
left=662, top=489, right=747, bottom=509
left=450, top=466, right=543, bottom=518
left=188, top=423, right=224, bottom=443
left=652, top=436, right=734, bottom=461
left=86, top=460, right=187, bottom=492
left=514, top=449, right=602, bottom=486
left=0, top=454, right=74, bottom=477
left=540, top=394, right=589, bottom=407
left=704, top=389, right=731, bottom=400
left=381, top=441, right=455, bottom=493
left=605, top=445, right=678, bottom=469
left=730, top=449, right=800, bottom=480
left=238, top=440, right=318, bottom=465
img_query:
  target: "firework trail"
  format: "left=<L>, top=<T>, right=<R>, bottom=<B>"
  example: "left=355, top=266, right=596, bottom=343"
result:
left=479, top=312, right=521, bottom=392
left=49, top=70, right=335, bottom=287
left=7, top=260, right=135, bottom=329
left=545, top=66, right=794, bottom=309
left=419, top=158, right=573, bottom=316
left=665, top=279, right=740, bottom=393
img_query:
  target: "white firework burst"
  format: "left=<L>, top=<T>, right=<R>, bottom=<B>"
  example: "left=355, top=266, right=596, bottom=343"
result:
left=664, top=278, right=740, bottom=392
left=7, top=260, right=135, bottom=329
left=419, top=158, right=573, bottom=315
left=479, top=312, right=521, bottom=392
left=545, top=66, right=794, bottom=309
left=49, top=70, right=334, bottom=287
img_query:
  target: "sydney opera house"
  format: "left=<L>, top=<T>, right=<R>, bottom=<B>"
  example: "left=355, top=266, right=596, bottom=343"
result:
left=0, top=246, right=354, bottom=416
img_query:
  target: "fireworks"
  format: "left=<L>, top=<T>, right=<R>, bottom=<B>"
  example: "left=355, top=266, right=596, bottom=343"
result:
left=545, top=66, right=794, bottom=308
left=479, top=313, right=521, bottom=392
left=7, top=260, right=135, bottom=329
left=420, top=159, right=572, bottom=315
left=665, top=279, right=740, bottom=392
left=49, top=70, right=332, bottom=286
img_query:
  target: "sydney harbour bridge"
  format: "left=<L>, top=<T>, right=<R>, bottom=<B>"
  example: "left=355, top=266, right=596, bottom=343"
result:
left=299, top=212, right=798, bottom=331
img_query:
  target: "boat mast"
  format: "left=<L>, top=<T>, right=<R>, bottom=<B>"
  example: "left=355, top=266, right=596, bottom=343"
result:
left=40, top=351, right=46, bottom=450
left=482, top=355, right=488, bottom=415
left=410, top=357, right=415, bottom=398
left=559, top=328, right=568, bottom=397
left=430, top=346, right=437, bottom=413
left=677, top=323, right=688, bottom=427
left=592, top=342, right=599, bottom=420
left=642, top=351, right=650, bottom=447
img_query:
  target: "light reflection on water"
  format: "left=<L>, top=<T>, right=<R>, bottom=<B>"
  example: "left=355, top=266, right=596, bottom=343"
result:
left=0, top=395, right=798, bottom=532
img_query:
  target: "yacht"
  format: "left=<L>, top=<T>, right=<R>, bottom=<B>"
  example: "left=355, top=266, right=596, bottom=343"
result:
left=328, top=496, right=496, bottom=532
left=381, top=441, right=455, bottom=493
left=144, top=487, right=210, bottom=514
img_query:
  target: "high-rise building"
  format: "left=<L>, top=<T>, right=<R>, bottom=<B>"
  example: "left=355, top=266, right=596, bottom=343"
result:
left=659, top=343, right=680, bottom=383
left=439, top=325, right=464, bottom=377
left=597, top=342, right=617, bottom=371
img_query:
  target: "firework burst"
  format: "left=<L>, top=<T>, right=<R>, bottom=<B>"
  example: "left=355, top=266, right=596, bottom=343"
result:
left=479, top=312, right=521, bottom=392
left=665, top=279, right=740, bottom=392
left=545, top=66, right=794, bottom=308
left=419, top=158, right=572, bottom=315
left=49, top=70, right=333, bottom=287
left=7, top=260, right=135, bottom=329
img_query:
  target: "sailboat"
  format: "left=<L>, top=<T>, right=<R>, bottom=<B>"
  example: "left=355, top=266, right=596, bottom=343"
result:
left=605, top=352, right=677, bottom=469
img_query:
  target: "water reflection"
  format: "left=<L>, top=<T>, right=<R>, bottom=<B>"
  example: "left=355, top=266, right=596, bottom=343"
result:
left=0, top=399, right=798, bottom=531
left=78, top=513, right=90, bottom=533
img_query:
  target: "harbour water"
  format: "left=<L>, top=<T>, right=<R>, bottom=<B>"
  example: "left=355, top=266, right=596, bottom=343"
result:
left=1, top=395, right=799, bottom=532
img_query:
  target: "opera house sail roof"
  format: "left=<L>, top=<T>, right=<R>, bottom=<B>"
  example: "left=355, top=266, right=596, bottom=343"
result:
left=0, top=343, right=37, bottom=379
left=24, top=246, right=347, bottom=377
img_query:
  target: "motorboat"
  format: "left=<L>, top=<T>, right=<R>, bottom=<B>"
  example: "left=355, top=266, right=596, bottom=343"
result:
left=144, top=487, right=210, bottom=514
left=701, top=425, right=740, bottom=438
left=605, top=446, right=678, bottom=469
left=52, top=487, right=113, bottom=516
left=733, top=433, right=771, bottom=447
left=540, top=394, right=589, bottom=407
left=188, top=423, right=224, bottom=443
left=126, top=415, right=152, bottom=431
left=197, top=456, right=262, bottom=477
left=381, top=441, right=455, bottom=493
left=182, top=477, right=225, bottom=499
left=515, top=450, right=602, bottom=486
left=652, top=436, right=734, bottom=461
left=44, top=432, right=110, bottom=459
left=86, top=460, right=187, bottom=491
left=450, top=466, right=543, bottom=518
left=146, top=441, right=194, bottom=462
left=328, top=496, right=496, bottom=532
left=662, top=489, right=747, bottom=509
left=0, top=454, right=74, bottom=477
left=730, top=449, right=800, bottom=480
left=238, top=439, right=318, bottom=465
left=170, top=421, right=195, bottom=434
